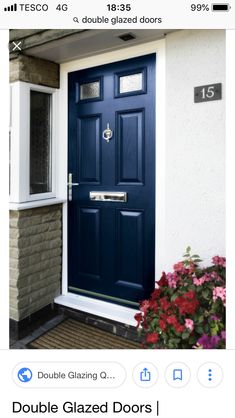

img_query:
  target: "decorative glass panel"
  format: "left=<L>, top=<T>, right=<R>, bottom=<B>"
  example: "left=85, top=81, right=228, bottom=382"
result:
left=30, top=91, right=52, bottom=195
left=80, top=81, right=100, bottom=100
left=119, top=73, right=143, bottom=94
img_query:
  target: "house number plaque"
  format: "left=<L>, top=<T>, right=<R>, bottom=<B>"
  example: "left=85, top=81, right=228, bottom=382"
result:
left=194, top=83, right=222, bottom=103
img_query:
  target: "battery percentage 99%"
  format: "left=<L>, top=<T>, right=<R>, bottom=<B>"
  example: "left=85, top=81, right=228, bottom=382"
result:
left=191, top=4, right=210, bottom=11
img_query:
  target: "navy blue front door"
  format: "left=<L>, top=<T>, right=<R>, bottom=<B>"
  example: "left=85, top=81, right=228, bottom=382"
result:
left=68, top=54, right=156, bottom=307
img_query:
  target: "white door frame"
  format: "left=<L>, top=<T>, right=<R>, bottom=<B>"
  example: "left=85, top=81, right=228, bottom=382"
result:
left=55, top=39, right=166, bottom=326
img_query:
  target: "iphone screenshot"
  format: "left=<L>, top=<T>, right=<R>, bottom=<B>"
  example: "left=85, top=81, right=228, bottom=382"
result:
left=0, top=0, right=234, bottom=416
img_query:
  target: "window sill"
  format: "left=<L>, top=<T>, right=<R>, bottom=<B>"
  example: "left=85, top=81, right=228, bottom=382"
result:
left=9, top=198, right=67, bottom=211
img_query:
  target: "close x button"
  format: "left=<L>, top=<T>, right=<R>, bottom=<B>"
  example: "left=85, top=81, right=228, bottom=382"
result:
left=10, top=41, right=22, bottom=52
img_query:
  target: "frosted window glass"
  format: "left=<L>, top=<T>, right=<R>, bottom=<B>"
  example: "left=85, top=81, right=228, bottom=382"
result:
left=119, top=73, right=143, bottom=94
left=30, top=91, right=52, bottom=195
left=80, top=81, right=100, bottom=100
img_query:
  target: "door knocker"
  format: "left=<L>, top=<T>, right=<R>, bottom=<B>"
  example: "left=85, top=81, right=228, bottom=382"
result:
left=102, top=123, right=113, bottom=143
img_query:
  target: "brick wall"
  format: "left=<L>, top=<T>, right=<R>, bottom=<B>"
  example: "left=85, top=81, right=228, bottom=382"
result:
left=10, top=55, right=59, bottom=88
left=9, top=204, right=62, bottom=321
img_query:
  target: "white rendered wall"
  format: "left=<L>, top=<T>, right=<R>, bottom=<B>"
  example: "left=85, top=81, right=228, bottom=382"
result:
left=161, top=29, right=225, bottom=273
left=57, top=31, right=225, bottom=286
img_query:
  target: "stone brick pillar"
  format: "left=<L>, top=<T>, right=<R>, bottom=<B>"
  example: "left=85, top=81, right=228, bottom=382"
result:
left=9, top=54, right=61, bottom=341
left=10, top=205, right=62, bottom=339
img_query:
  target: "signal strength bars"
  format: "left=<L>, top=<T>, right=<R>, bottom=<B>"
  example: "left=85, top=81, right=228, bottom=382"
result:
left=4, top=3, right=17, bottom=11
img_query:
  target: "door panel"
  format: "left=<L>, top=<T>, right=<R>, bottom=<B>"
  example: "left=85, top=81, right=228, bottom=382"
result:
left=116, top=109, right=144, bottom=184
left=78, top=208, right=100, bottom=279
left=116, top=210, right=144, bottom=291
left=68, top=54, right=156, bottom=307
left=78, top=115, right=101, bottom=183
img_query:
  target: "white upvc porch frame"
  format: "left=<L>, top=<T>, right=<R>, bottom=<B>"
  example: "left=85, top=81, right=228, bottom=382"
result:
left=9, top=82, right=58, bottom=205
left=55, top=39, right=166, bottom=326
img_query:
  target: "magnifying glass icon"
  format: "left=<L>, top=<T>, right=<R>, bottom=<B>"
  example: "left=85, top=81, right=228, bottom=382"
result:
left=73, top=17, right=79, bottom=23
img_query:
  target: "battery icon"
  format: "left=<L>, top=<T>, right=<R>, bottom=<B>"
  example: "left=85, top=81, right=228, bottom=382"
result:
left=212, top=3, right=231, bottom=11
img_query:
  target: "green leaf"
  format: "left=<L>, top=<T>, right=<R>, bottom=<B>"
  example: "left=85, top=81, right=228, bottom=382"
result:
left=195, top=326, right=204, bottom=334
left=168, top=339, right=179, bottom=349
left=197, top=315, right=204, bottom=324
left=151, top=319, right=158, bottom=327
left=189, top=336, right=197, bottom=345
left=204, top=324, right=210, bottom=334
left=186, top=246, right=191, bottom=253
left=211, top=326, right=219, bottom=336
left=202, top=289, right=210, bottom=299
left=182, top=332, right=190, bottom=340
left=187, top=285, right=196, bottom=291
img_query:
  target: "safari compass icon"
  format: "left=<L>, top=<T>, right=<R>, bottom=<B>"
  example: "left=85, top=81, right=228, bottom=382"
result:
left=18, top=368, right=33, bottom=383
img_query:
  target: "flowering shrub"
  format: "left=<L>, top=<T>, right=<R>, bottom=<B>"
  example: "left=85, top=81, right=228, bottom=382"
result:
left=135, top=248, right=226, bottom=349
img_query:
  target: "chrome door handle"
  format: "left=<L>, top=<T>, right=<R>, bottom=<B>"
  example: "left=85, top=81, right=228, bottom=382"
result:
left=68, top=173, right=79, bottom=201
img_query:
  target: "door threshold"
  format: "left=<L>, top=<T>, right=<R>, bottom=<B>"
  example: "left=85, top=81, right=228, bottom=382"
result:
left=54, top=293, right=138, bottom=327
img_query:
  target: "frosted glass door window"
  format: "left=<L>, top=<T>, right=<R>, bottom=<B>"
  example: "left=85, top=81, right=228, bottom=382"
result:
left=80, top=81, right=100, bottom=100
left=30, top=91, right=52, bottom=195
left=119, top=73, right=143, bottom=94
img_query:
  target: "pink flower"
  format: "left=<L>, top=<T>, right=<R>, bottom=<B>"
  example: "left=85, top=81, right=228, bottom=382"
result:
left=173, top=260, right=195, bottom=275
left=166, top=272, right=179, bottom=288
left=185, top=318, right=194, bottom=332
left=193, top=276, right=203, bottom=286
left=221, top=331, right=226, bottom=340
left=213, top=286, right=226, bottom=306
left=173, top=261, right=188, bottom=274
left=212, top=256, right=226, bottom=268
left=210, top=271, right=223, bottom=282
left=193, top=273, right=214, bottom=286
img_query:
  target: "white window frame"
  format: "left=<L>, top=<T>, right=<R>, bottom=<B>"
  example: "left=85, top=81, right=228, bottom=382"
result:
left=9, top=81, right=58, bottom=204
